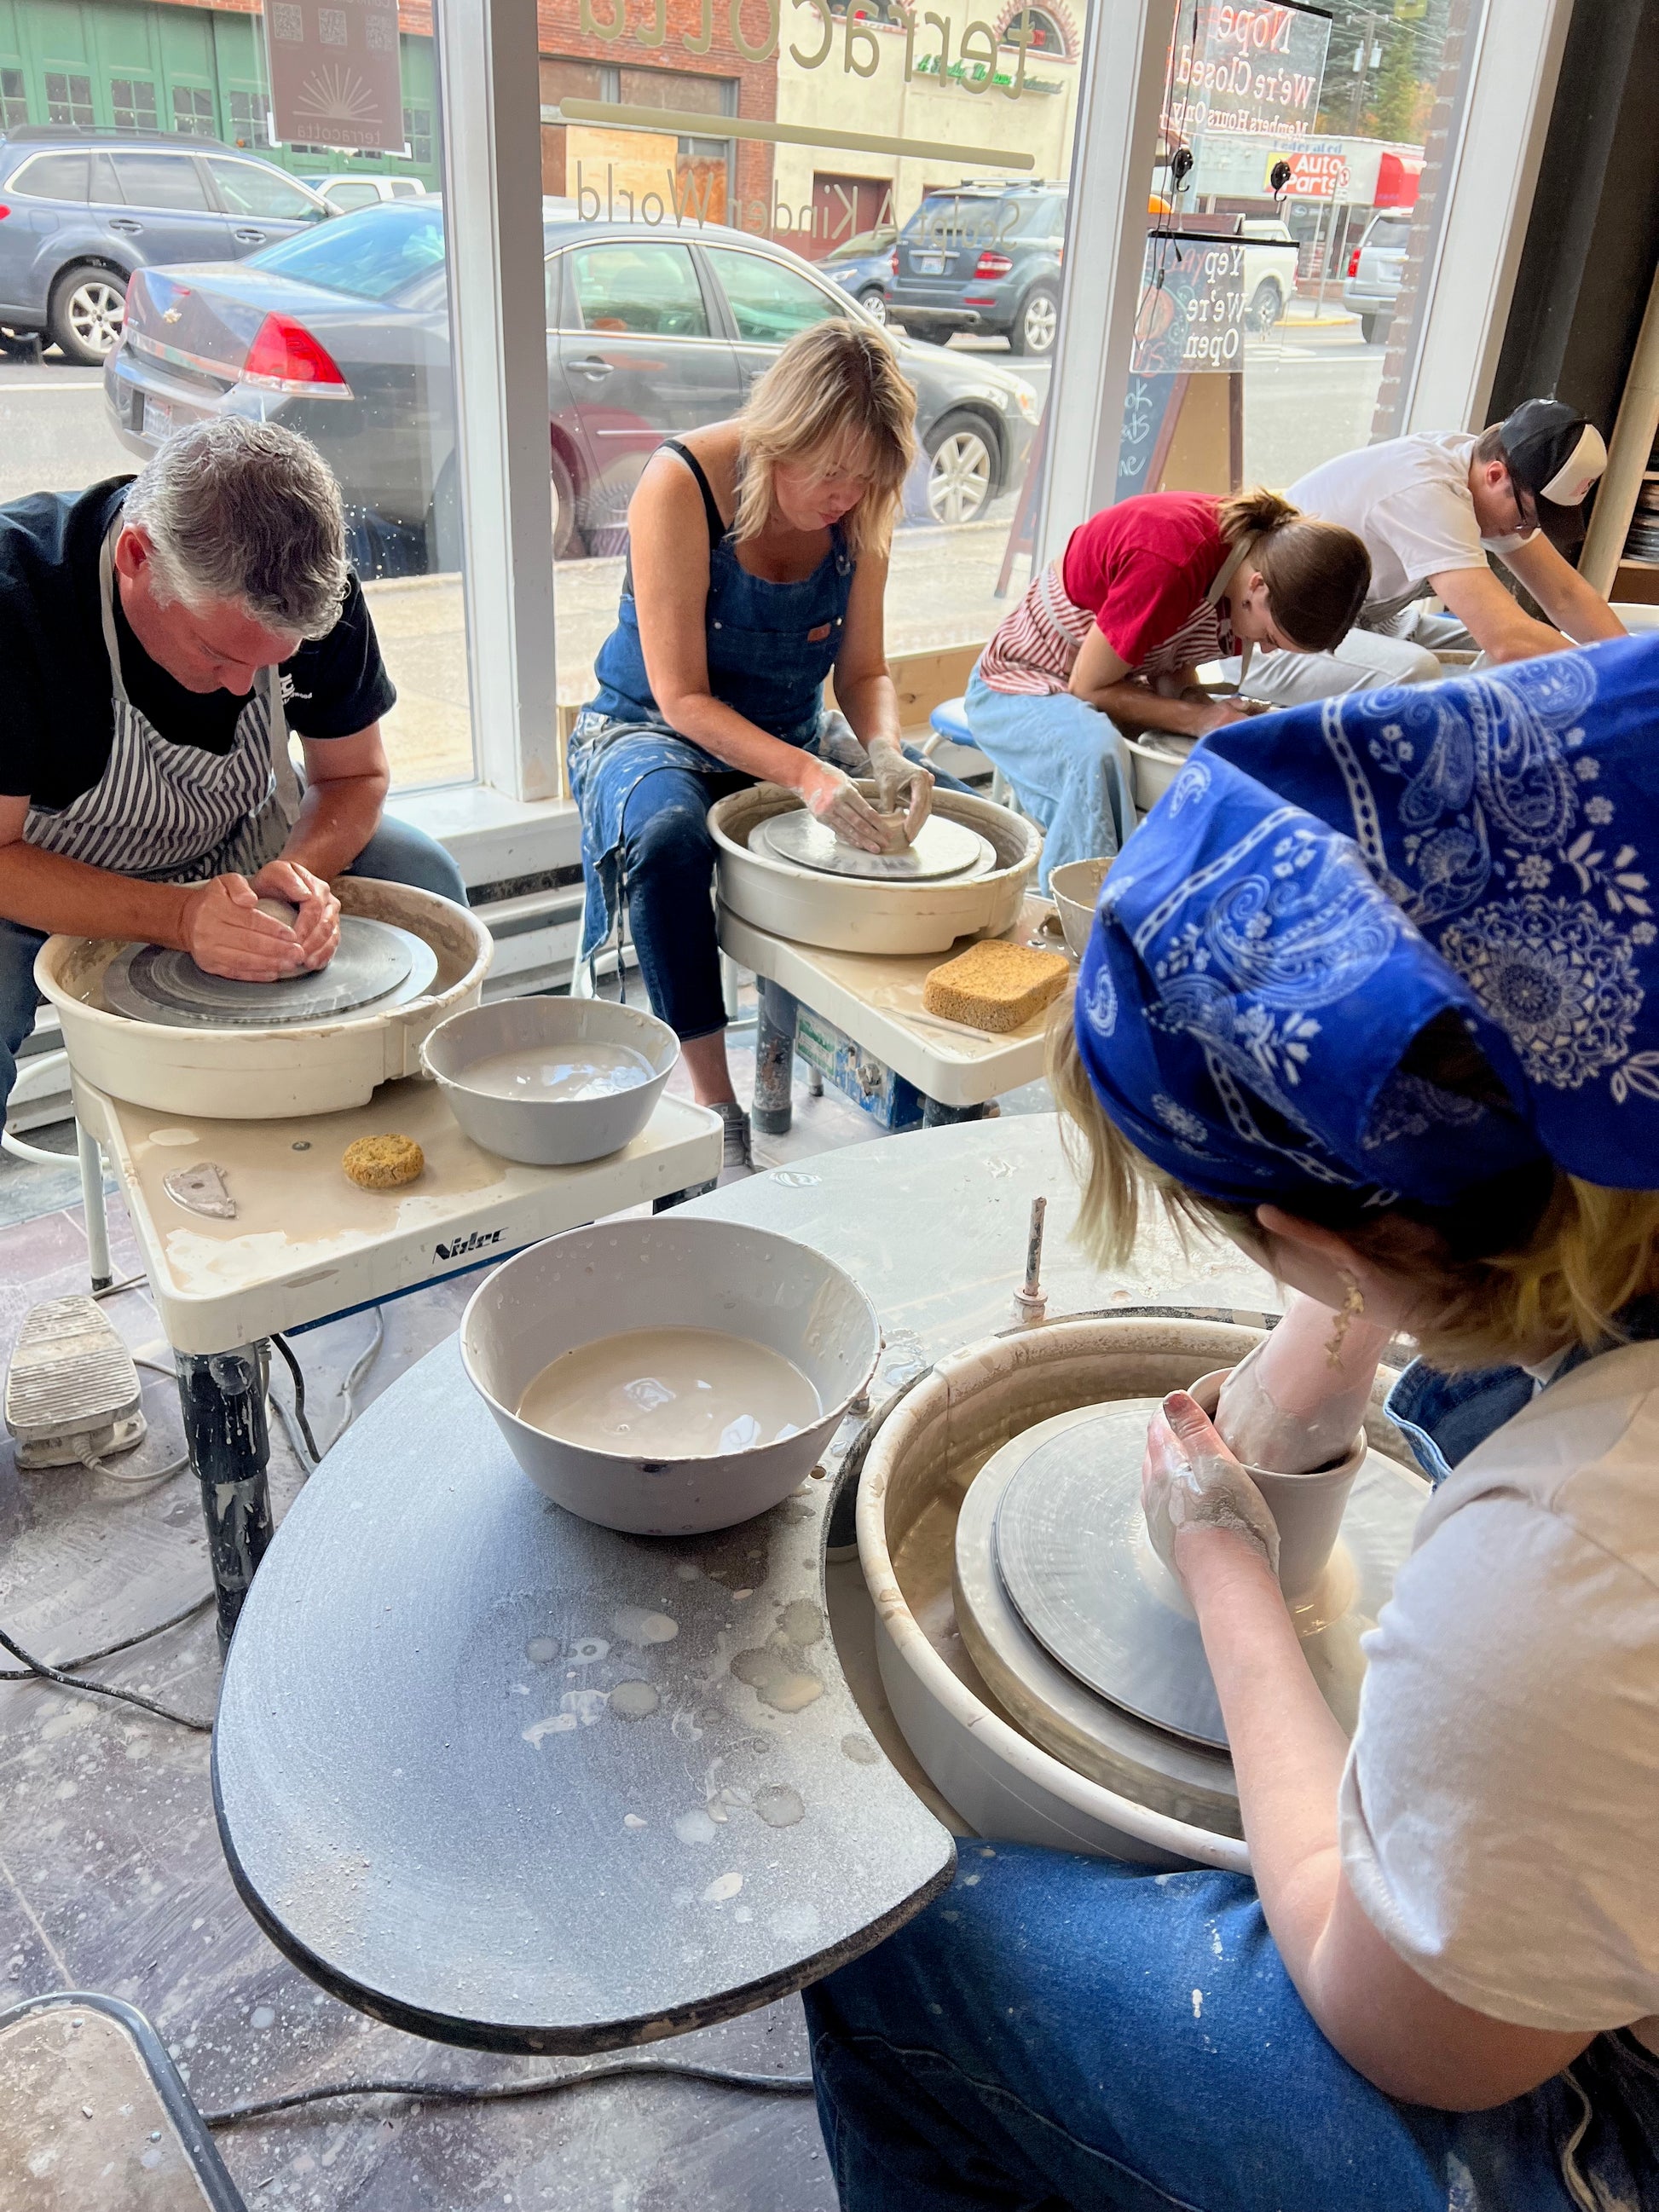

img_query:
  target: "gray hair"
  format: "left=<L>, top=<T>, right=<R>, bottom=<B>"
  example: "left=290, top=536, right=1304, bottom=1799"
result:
left=122, top=419, right=349, bottom=639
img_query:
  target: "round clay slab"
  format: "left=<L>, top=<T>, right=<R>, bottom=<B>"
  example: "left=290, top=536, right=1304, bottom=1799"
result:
left=102, top=916, right=437, bottom=1031
left=754, top=808, right=994, bottom=882
left=990, top=1399, right=1425, bottom=1750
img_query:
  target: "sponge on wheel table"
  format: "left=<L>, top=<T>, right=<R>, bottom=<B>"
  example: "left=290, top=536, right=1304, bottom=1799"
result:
left=922, top=939, right=1069, bottom=1033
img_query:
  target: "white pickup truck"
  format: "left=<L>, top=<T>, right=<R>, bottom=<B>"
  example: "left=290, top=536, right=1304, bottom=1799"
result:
left=1238, top=217, right=1302, bottom=332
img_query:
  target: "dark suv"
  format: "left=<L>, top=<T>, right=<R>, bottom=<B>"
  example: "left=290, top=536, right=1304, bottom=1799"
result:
left=885, top=182, right=1067, bottom=355
left=0, top=127, right=329, bottom=364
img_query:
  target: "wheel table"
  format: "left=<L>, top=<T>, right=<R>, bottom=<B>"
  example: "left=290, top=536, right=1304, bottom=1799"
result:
left=211, top=1116, right=1269, bottom=2054
left=72, top=1073, right=722, bottom=1648
left=719, top=896, right=1056, bottom=1134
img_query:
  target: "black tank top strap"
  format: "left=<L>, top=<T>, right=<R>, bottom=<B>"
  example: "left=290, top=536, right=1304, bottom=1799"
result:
left=662, top=437, right=727, bottom=549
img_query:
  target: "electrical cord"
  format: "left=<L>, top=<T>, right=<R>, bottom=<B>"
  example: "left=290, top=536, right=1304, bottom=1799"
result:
left=269, top=1331, right=322, bottom=1466
left=0, top=1623, right=212, bottom=1731
left=202, top=2058, right=815, bottom=2128
left=269, top=1309, right=384, bottom=1474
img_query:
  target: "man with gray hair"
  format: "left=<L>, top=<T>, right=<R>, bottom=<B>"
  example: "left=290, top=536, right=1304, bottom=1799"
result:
left=0, top=418, right=465, bottom=1112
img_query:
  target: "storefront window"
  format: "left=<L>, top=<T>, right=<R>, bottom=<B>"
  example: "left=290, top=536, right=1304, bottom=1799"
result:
left=0, top=0, right=473, bottom=793
left=535, top=0, right=1091, bottom=715
left=1140, top=0, right=1472, bottom=497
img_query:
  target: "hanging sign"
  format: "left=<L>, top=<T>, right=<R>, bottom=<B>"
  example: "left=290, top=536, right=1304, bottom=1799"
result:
left=1169, top=3, right=1332, bottom=142
left=264, top=0, right=405, bottom=154
left=1133, top=235, right=1246, bottom=375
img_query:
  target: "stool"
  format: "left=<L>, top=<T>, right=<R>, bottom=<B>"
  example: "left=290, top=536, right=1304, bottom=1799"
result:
left=922, top=696, right=1019, bottom=811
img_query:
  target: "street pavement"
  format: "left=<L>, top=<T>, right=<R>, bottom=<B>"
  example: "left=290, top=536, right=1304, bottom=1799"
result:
left=0, top=316, right=1385, bottom=788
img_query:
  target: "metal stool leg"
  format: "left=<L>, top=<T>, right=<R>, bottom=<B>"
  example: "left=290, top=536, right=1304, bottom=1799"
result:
left=176, top=1344, right=274, bottom=1652
left=921, top=1097, right=986, bottom=1128
left=77, top=1122, right=113, bottom=1293
left=752, top=979, right=799, bottom=1136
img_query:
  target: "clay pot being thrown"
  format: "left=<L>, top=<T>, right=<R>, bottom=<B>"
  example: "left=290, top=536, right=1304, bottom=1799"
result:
left=1188, top=1369, right=1366, bottom=1608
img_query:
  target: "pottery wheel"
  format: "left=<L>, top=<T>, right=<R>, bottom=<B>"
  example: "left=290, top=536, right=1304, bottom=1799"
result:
left=101, top=916, right=438, bottom=1031
left=962, top=1400, right=1425, bottom=1758
left=753, top=808, right=994, bottom=882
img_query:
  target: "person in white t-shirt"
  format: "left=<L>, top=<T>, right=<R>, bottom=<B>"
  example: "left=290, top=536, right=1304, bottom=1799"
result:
left=804, top=643, right=1659, bottom=2211
left=1228, top=398, right=1627, bottom=707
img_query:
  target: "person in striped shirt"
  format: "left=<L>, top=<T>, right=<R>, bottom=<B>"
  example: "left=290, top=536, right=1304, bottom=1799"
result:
left=965, top=488, right=1369, bottom=887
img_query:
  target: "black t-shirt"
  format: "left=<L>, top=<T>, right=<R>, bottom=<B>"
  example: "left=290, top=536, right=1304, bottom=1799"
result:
left=0, top=479, right=396, bottom=813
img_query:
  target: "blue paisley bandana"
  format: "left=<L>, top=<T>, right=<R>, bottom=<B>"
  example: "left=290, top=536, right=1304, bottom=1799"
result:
left=1075, top=637, right=1659, bottom=1208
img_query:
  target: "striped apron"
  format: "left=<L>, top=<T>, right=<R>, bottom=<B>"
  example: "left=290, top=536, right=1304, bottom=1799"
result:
left=23, top=519, right=300, bottom=883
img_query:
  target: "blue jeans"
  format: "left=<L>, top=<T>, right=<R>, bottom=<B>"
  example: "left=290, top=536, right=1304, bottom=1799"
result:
left=964, top=669, right=1136, bottom=892
left=806, top=1844, right=1657, bottom=2210
left=0, top=812, right=467, bottom=1116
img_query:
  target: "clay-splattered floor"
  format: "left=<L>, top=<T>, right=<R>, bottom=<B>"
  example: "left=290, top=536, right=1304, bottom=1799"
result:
left=0, top=1002, right=1049, bottom=2209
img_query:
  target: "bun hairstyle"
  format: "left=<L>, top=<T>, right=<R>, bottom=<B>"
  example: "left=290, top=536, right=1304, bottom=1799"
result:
left=736, top=320, right=917, bottom=563
left=1217, top=484, right=1370, bottom=653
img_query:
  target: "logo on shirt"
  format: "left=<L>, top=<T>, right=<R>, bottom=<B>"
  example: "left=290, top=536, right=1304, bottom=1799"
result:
left=279, top=675, right=311, bottom=704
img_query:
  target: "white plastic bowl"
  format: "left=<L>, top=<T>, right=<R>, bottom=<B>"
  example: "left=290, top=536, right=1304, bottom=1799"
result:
left=461, top=1217, right=882, bottom=1533
left=422, top=996, right=677, bottom=1166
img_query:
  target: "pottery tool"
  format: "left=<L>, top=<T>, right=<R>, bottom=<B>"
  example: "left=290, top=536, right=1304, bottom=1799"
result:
left=1011, top=1197, right=1047, bottom=1324
left=922, top=939, right=1069, bottom=1032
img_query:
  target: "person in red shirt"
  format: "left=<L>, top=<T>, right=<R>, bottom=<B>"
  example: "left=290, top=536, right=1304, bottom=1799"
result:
left=967, top=488, right=1369, bottom=887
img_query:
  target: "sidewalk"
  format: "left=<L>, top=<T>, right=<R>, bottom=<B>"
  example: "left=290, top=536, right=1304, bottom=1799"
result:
left=366, top=511, right=1032, bottom=793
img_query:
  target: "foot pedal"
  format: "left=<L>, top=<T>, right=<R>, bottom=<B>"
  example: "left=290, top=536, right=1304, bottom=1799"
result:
left=5, top=1294, right=146, bottom=1470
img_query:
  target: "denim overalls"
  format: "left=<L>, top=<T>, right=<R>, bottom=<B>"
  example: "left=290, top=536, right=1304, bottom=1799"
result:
left=568, top=441, right=857, bottom=1037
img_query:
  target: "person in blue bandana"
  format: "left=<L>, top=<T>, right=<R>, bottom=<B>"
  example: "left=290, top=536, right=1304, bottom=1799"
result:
left=805, top=640, right=1659, bottom=2209
left=569, top=320, right=951, bottom=1195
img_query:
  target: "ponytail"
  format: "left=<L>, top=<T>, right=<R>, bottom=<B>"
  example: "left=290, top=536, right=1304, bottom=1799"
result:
left=1217, top=484, right=1298, bottom=541
left=1215, top=482, right=1371, bottom=653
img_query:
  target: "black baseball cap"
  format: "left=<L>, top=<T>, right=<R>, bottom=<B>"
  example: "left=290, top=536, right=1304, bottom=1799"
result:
left=1499, top=398, right=1609, bottom=550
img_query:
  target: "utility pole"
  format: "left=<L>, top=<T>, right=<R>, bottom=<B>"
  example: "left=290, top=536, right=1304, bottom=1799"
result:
left=1347, top=10, right=1381, bottom=133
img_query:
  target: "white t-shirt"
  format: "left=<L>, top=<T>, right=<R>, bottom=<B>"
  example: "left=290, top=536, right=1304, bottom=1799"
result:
left=1290, top=430, right=1526, bottom=623
left=1339, top=1339, right=1659, bottom=2053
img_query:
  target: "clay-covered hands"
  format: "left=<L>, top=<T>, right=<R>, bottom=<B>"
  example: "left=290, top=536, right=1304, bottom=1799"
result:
left=795, top=755, right=891, bottom=854
left=1213, top=1291, right=1382, bottom=1476
left=252, top=857, right=341, bottom=972
left=865, top=739, right=934, bottom=845
left=1143, top=1390, right=1281, bottom=1588
left=180, top=872, right=310, bottom=983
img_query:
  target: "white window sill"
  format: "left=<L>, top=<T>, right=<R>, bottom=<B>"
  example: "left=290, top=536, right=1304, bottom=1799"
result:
left=388, top=783, right=580, bottom=888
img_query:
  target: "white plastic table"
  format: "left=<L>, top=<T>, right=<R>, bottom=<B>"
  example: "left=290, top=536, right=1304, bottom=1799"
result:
left=72, top=1072, right=721, bottom=1646
left=718, top=894, right=1057, bottom=1127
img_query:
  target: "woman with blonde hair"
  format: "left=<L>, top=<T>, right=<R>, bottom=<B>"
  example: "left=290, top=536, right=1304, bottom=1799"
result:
left=571, top=319, right=940, bottom=1187
left=806, top=641, right=1659, bottom=2208
left=968, top=484, right=1372, bottom=886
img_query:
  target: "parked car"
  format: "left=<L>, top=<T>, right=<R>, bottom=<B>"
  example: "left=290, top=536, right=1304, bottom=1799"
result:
left=1343, top=211, right=1410, bottom=344
left=886, top=181, right=1067, bottom=356
left=823, top=223, right=896, bottom=323
left=104, top=200, right=1042, bottom=572
left=0, top=125, right=330, bottom=363
left=298, top=172, right=430, bottom=216
left=1238, top=217, right=1300, bottom=333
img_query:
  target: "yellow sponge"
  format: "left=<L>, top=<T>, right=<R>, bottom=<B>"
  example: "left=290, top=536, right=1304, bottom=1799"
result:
left=922, top=939, right=1069, bottom=1033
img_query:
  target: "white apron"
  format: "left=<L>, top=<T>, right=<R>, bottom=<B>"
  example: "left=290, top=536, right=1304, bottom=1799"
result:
left=23, top=521, right=300, bottom=883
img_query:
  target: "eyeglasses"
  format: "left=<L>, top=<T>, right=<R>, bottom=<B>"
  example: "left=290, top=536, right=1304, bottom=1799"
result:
left=1508, top=476, right=1540, bottom=540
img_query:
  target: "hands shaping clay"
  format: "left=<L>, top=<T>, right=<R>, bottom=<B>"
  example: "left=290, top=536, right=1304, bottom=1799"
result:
left=1142, top=1389, right=1282, bottom=1582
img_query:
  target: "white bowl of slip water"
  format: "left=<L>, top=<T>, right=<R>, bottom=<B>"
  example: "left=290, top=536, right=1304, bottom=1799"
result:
left=460, top=1219, right=882, bottom=1533
left=421, top=997, right=677, bottom=1166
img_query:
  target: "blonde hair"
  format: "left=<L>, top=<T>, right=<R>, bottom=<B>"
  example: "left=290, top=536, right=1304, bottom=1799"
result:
left=1213, top=484, right=1371, bottom=653
left=1049, top=999, right=1659, bottom=1372
left=734, top=321, right=917, bottom=563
